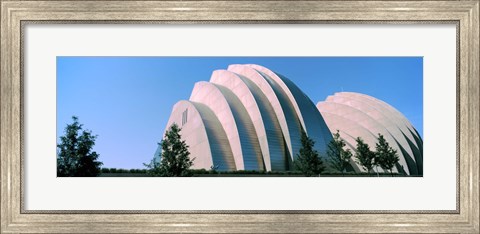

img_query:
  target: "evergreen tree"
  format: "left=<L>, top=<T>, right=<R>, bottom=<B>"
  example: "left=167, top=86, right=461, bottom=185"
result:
left=294, top=130, right=325, bottom=177
left=145, top=123, right=194, bottom=177
left=354, top=137, right=375, bottom=174
left=57, top=116, right=103, bottom=177
left=326, top=130, right=352, bottom=176
left=375, top=133, right=400, bottom=177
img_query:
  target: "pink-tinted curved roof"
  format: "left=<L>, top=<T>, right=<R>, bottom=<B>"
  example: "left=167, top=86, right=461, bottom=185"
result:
left=317, top=92, right=423, bottom=175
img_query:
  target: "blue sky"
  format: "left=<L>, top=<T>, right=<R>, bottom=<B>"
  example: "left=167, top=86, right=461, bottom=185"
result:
left=57, top=57, right=423, bottom=169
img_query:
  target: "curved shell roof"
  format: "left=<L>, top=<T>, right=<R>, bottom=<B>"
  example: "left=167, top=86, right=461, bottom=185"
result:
left=317, top=92, right=423, bottom=175
left=159, top=64, right=333, bottom=172
left=156, top=65, right=422, bottom=175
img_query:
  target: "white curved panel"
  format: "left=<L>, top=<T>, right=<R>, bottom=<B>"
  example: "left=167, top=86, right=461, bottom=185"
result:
left=210, top=70, right=271, bottom=171
left=227, top=65, right=295, bottom=162
left=211, top=83, right=265, bottom=171
left=189, top=81, right=245, bottom=170
left=163, top=100, right=213, bottom=169
left=190, top=102, right=237, bottom=171
left=246, top=64, right=307, bottom=132
left=246, top=64, right=333, bottom=157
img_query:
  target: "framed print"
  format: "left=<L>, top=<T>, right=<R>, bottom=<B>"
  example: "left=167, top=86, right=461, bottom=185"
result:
left=1, top=0, right=478, bottom=233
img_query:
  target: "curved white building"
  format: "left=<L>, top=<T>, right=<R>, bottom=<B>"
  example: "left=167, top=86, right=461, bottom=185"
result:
left=155, top=64, right=333, bottom=172
left=154, top=65, right=423, bottom=175
left=317, top=92, right=423, bottom=175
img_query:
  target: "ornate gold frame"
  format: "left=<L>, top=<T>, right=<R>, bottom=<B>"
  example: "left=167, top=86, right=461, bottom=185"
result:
left=1, top=1, right=478, bottom=233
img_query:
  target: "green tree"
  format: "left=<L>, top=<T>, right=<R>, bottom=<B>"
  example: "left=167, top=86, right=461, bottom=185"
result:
left=57, top=116, right=103, bottom=177
left=145, top=123, right=195, bottom=177
left=326, top=130, right=352, bottom=176
left=294, top=130, right=325, bottom=177
left=375, top=133, right=400, bottom=177
left=354, top=137, right=375, bottom=174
